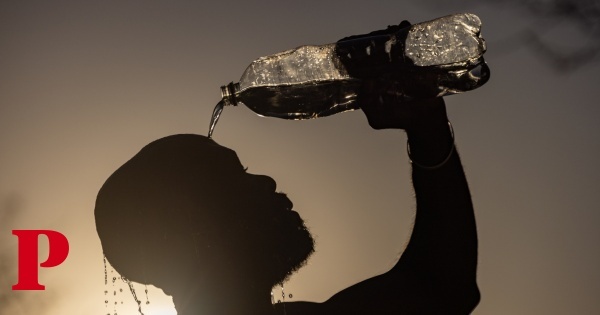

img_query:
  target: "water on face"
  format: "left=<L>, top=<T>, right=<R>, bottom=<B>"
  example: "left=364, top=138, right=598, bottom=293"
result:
left=103, top=256, right=149, bottom=315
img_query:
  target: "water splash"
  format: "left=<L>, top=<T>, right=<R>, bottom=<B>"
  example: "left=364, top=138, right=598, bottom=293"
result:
left=208, top=100, right=225, bottom=139
left=123, top=277, right=145, bottom=315
left=280, top=284, right=287, bottom=315
left=144, top=285, right=150, bottom=305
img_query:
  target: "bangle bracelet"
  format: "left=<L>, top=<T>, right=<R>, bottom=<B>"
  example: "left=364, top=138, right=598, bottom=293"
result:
left=407, top=121, right=455, bottom=170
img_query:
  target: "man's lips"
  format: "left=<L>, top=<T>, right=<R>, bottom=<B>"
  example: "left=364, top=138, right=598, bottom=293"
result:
left=274, top=193, right=293, bottom=211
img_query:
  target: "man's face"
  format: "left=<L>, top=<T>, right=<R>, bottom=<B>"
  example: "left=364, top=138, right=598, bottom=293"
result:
left=205, top=147, right=315, bottom=285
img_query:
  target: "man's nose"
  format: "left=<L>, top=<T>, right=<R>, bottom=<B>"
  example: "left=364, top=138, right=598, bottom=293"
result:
left=248, top=174, right=277, bottom=192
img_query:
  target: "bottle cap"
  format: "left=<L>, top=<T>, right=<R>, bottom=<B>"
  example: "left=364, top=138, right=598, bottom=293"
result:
left=220, top=82, right=240, bottom=106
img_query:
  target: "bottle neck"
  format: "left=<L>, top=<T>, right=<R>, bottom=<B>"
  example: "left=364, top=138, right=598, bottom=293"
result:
left=220, top=82, right=240, bottom=106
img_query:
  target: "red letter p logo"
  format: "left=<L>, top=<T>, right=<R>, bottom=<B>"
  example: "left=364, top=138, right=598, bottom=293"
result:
left=12, top=230, right=69, bottom=290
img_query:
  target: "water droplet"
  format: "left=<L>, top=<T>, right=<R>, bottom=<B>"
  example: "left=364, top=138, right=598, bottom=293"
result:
left=288, top=294, right=293, bottom=298
left=105, top=300, right=108, bottom=304
left=144, top=285, right=150, bottom=305
left=277, top=299, right=281, bottom=303
left=124, top=277, right=144, bottom=315
left=119, top=289, right=123, bottom=292
left=104, top=256, right=108, bottom=286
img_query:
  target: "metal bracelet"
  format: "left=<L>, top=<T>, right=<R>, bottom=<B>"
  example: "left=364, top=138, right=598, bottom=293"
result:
left=407, top=121, right=455, bottom=170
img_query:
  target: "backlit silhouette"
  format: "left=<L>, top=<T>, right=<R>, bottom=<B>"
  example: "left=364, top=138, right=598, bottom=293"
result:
left=95, top=82, right=480, bottom=314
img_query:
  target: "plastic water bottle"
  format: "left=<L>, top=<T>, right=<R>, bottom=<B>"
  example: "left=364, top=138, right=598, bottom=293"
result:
left=209, top=13, right=490, bottom=138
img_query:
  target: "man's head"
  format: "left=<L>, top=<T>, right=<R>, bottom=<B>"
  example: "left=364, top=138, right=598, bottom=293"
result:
left=94, top=134, right=314, bottom=307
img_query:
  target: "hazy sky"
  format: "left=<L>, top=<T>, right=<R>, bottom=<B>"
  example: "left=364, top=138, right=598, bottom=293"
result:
left=1, top=1, right=599, bottom=314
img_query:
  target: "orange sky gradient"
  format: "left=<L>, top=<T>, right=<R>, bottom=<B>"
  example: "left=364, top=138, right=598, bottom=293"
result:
left=1, top=1, right=599, bottom=314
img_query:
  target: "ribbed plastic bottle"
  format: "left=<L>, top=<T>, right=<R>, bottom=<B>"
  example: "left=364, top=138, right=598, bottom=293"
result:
left=209, top=13, right=490, bottom=137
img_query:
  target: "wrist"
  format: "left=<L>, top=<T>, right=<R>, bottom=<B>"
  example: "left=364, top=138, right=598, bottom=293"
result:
left=405, top=98, right=454, bottom=168
left=405, top=97, right=449, bottom=134
left=407, top=121, right=455, bottom=169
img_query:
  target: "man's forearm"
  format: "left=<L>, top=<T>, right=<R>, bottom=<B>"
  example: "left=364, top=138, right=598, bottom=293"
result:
left=395, top=104, right=480, bottom=313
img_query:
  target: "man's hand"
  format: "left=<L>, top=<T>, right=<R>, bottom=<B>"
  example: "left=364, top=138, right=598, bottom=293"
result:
left=357, top=78, right=449, bottom=133
left=358, top=78, right=456, bottom=168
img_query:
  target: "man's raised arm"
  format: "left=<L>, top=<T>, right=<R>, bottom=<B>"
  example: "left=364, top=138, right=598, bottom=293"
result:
left=283, top=84, right=480, bottom=315
left=324, top=87, right=480, bottom=314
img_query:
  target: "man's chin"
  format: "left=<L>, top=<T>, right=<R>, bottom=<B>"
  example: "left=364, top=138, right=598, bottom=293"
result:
left=272, top=228, right=315, bottom=284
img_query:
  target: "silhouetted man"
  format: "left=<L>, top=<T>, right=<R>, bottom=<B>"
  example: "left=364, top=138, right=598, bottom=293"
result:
left=95, top=83, right=480, bottom=314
